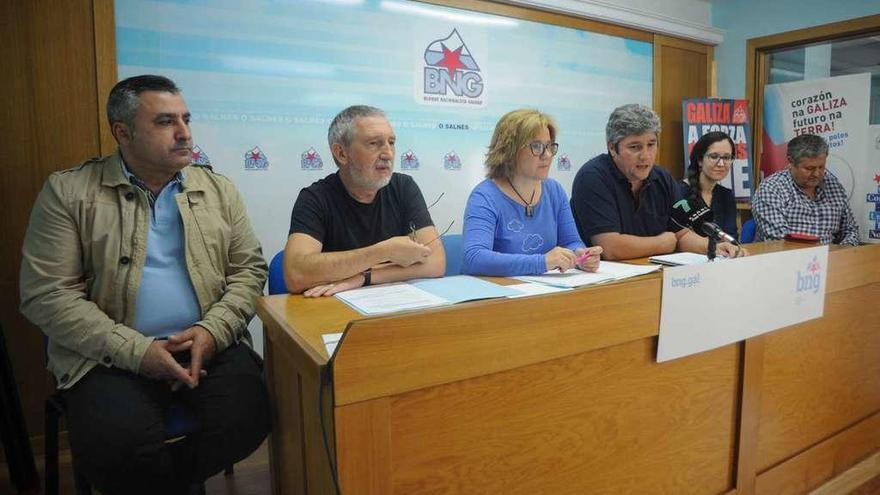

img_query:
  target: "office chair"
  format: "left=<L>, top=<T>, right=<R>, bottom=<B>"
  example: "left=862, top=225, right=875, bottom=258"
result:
left=441, top=234, right=463, bottom=276
left=268, top=250, right=288, bottom=295
left=44, top=341, right=233, bottom=495
left=741, top=218, right=756, bottom=243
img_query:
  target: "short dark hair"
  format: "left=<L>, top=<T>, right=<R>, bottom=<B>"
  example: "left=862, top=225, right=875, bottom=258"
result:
left=686, top=131, right=736, bottom=196
left=787, top=134, right=828, bottom=166
left=107, top=75, right=180, bottom=129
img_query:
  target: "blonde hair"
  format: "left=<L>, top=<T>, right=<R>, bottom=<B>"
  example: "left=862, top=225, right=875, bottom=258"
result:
left=485, top=109, right=558, bottom=179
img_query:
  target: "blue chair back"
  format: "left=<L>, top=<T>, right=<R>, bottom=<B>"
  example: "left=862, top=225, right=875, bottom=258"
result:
left=268, top=250, right=288, bottom=295
left=441, top=234, right=463, bottom=276
left=741, top=219, right=756, bottom=243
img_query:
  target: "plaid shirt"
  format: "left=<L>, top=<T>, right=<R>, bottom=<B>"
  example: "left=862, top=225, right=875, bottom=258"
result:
left=753, top=168, right=859, bottom=245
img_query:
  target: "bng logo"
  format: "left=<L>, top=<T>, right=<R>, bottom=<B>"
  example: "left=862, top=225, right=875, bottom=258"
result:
left=419, top=29, right=486, bottom=107
left=795, top=256, right=822, bottom=294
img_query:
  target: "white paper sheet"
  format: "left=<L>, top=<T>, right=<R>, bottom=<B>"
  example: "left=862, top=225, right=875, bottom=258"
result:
left=505, top=282, right=572, bottom=298
left=649, top=252, right=712, bottom=266
left=335, top=283, right=449, bottom=315
left=515, top=261, right=659, bottom=288
left=322, top=333, right=343, bottom=357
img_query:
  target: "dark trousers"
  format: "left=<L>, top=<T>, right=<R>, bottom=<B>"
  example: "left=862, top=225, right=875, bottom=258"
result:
left=63, top=343, right=271, bottom=495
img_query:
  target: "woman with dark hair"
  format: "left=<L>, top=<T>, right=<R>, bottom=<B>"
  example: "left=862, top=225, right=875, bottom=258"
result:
left=682, top=131, right=739, bottom=240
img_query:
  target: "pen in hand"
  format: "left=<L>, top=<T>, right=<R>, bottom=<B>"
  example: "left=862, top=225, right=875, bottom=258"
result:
left=575, top=252, right=591, bottom=265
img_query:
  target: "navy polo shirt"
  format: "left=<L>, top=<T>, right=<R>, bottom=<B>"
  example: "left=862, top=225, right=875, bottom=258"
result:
left=570, top=153, right=682, bottom=244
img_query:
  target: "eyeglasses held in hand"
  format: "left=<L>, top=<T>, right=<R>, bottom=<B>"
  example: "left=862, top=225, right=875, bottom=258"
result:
left=705, top=152, right=734, bottom=163
left=525, top=141, right=559, bottom=157
left=427, top=192, right=445, bottom=210
left=424, top=220, right=455, bottom=246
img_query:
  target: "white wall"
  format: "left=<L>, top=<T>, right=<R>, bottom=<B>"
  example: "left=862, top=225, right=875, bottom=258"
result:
left=712, top=0, right=880, bottom=99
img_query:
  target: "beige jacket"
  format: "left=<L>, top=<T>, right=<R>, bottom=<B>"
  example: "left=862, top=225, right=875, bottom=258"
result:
left=20, top=151, right=267, bottom=388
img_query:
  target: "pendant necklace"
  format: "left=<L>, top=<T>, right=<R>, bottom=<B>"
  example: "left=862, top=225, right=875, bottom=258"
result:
left=507, top=177, right=536, bottom=217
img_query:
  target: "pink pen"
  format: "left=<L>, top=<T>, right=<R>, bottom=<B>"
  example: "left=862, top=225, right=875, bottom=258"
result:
left=575, top=252, right=592, bottom=264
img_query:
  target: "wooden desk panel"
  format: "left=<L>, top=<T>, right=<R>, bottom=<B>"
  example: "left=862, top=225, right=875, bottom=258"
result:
left=333, top=276, right=662, bottom=405
left=757, top=283, right=880, bottom=472
left=375, top=338, right=739, bottom=495
left=258, top=242, right=880, bottom=495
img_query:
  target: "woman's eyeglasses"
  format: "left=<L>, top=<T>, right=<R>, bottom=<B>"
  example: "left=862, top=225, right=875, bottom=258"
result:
left=705, top=152, right=734, bottom=163
left=525, top=141, right=559, bottom=157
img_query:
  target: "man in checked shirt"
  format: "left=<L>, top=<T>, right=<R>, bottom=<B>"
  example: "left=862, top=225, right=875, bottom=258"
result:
left=753, top=133, right=859, bottom=245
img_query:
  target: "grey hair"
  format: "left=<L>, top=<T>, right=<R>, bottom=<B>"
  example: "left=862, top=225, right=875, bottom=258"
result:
left=605, top=104, right=661, bottom=150
left=787, top=134, right=829, bottom=165
left=107, top=75, right=180, bottom=131
left=327, top=105, right=386, bottom=152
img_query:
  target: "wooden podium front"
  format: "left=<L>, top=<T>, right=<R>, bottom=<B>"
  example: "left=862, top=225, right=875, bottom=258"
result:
left=256, top=242, right=880, bottom=495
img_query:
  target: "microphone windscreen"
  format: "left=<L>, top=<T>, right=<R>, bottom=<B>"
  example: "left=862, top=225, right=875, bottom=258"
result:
left=670, top=199, right=694, bottom=229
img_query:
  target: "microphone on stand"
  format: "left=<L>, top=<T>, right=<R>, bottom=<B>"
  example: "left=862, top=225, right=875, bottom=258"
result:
left=670, top=198, right=740, bottom=259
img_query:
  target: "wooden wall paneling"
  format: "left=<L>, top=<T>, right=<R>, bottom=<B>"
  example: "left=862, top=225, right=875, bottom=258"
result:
left=0, top=0, right=103, bottom=442
left=0, top=1, right=39, bottom=284
left=653, top=35, right=711, bottom=179
left=93, top=0, right=118, bottom=156
left=373, top=338, right=739, bottom=494
left=0, top=6, right=45, bottom=444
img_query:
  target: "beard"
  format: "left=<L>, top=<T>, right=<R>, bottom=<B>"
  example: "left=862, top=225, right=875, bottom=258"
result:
left=348, top=160, right=393, bottom=190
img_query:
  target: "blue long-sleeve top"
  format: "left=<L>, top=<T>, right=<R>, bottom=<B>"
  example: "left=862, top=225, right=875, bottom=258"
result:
left=462, top=178, right=586, bottom=276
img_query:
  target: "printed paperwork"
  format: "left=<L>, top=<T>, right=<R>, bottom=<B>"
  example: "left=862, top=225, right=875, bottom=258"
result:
left=335, top=275, right=518, bottom=315
left=515, top=261, right=659, bottom=288
left=650, top=252, right=715, bottom=266
left=506, top=282, right=572, bottom=298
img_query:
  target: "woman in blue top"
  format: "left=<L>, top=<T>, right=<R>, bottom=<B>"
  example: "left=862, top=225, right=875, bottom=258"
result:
left=462, top=109, right=602, bottom=276
left=681, top=131, right=739, bottom=240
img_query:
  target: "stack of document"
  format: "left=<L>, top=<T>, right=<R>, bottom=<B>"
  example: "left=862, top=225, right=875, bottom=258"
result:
left=649, top=252, right=711, bottom=266
left=514, top=261, right=660, bottom=288
left=335, top=275, right=518, bottom=315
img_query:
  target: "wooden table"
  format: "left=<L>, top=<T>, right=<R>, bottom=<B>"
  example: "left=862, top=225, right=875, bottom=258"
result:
left=257, top=241, right=880, bottom=494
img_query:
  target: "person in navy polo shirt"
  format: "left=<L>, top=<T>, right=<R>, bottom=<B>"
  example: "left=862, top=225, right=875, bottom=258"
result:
left=570, top=104, right=747, bottom=260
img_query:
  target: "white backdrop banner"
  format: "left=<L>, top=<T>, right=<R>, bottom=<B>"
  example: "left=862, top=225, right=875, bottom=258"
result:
left=115, top=0, right=654, bottom=353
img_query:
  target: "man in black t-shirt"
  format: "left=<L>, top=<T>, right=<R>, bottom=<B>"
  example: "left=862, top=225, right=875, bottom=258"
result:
left=285, top=105, right=446, bottom=296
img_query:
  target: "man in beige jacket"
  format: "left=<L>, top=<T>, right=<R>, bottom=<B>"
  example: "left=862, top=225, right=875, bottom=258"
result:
left=20, top=75, right=269, bottom=495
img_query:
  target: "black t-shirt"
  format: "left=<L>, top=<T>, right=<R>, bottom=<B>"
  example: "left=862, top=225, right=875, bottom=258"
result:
left=289, top=172, right=433, bottom=252
left=570, top=153, right=682, bottom=243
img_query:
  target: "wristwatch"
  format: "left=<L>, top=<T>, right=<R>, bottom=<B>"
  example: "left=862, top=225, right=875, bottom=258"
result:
left=362, top=268, right=372, bottom=287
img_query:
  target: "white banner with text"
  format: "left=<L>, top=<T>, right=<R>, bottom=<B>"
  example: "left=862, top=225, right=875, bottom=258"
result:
left=657, top=245, right=829, bottom=362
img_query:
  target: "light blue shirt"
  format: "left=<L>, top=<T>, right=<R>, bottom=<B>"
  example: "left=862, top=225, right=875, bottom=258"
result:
left=462, top=178, right=585, bottom=276
left=122, top=163, right=202, bottom=338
